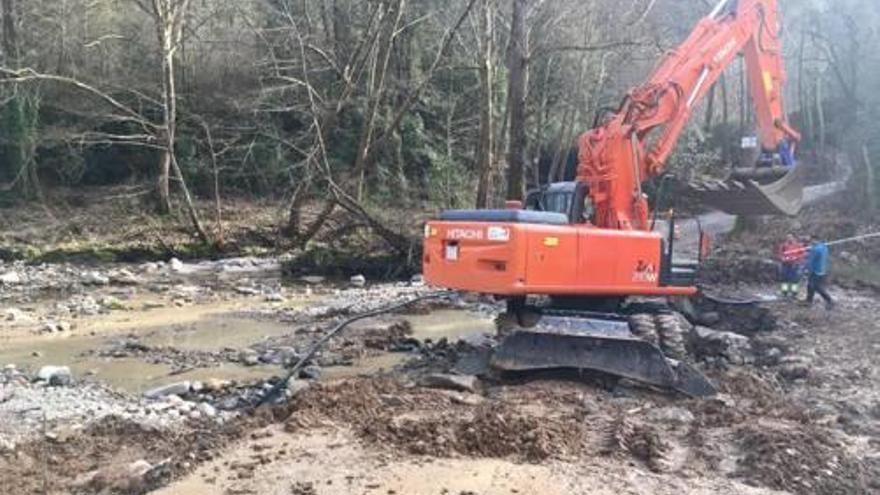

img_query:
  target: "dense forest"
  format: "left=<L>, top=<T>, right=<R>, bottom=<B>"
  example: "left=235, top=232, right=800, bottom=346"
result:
left=0, top=0, right=877, bottom=246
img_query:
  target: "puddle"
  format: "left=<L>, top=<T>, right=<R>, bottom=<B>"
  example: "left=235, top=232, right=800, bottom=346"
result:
left=0, top=303, right=496, bottom=395
left=321, top=352, right=408, bottom=380
left=141, top=315, right=293, bottom=352
left=0, top=303, right=294, bottom=393
left=404, top=309, right=495, bottom=342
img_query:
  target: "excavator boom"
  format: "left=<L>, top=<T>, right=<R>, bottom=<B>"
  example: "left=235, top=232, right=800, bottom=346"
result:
left=579, top=0, right=801, bottom=230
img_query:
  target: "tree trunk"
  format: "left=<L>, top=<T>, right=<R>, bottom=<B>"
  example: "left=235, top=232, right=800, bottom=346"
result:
left=505, top=0, right=528, bottom=201
left=1, top=0, right=19, bottom=63
left=816, top=78, right=826, bottom=157
left=720, top=73, right=730, bottom=162
left=864, top=144, right=875, bottom=212
left=704, top=84, right=715, bottom=133
left=474, top=0, right=495, bottom=208
left=352, top=0, right=405, bottom=201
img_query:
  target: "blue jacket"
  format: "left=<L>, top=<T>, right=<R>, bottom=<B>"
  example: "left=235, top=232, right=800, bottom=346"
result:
left=808, top=243, right=830, bottom=276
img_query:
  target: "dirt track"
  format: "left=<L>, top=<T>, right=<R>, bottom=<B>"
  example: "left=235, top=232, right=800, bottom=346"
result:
left=0, top=256, right=878, bottom=494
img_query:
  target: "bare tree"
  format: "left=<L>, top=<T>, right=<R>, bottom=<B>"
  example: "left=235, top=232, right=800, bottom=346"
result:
left=352, top=0, right=406, bottom=201
left=505, top=0, right=528, bottom=201
left=138, top=0, right=191, bottom=214
left=474, top=0, right=495, bottom=208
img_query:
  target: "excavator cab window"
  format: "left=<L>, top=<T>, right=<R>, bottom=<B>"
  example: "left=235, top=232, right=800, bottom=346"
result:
left=525, top=182, right=592, bottom=224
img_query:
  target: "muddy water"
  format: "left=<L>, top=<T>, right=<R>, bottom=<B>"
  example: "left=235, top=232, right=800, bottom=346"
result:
left=0, top=303, right=294, bottom=393
left=139, top=314, right=293, bottom=352
left=404, top=309, right=495, bottom=342
left=0, top=302, right=495, bottom=394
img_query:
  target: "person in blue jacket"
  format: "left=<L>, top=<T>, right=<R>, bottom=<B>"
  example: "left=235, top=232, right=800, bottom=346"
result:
left=805, top=236, right=835, bottom=310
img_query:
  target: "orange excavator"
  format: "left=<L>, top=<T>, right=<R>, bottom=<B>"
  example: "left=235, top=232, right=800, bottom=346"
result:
left=423, top=0, right=802, bottom=396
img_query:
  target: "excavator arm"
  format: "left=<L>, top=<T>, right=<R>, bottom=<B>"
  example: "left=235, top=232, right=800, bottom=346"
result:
left=578, top=0, right=800, bottom=231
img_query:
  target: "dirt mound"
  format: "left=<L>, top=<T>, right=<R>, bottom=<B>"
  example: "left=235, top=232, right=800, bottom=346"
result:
left=286, top=377, right=588, bottom=461
left=365, top=405, right=584, bottom=461
left=0, top=414, right=266, bottom=495
left=691, top=370, right=811, bottom=428
left=736, top=422, right=871, bottom=495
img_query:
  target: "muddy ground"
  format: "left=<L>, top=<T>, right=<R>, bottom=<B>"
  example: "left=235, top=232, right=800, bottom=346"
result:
left=1, top=188, right=879, bottom=495
left=0, top=250, right=878, bottom=495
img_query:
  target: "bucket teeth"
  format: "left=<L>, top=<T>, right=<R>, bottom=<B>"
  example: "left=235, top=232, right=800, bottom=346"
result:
left=684, top=165, right=805, bottom=216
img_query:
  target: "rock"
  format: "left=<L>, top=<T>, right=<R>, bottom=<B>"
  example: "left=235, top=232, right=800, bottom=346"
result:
left=3, top=364, right=16, bottom=372
left=350, top=274, right=367, bottom=287
left=691, top=326, right=753, bottom=365
left=169, top=258, right=185, bottom=273
left=188, top=410, right=202, bottom=420
left=81, top=271, right=110, bottom=286
left=197, top=403, right=217, bottom=418
left=239, top=350, right=260, bottom=367
left=647, top=406, right=695, bottom=426
left=278, top=347, right=302, bottom=367
left=42, top=321, right=71, bottom=333
left=234, top=286, right=260, bottom=296
left=141, top=262, right=161, bottom=273
left=0, top=271, right=22, bottom=285
left=37, top=366, right=73, bottom=386
left=285, top=380, right=311, bottom=398
left=128, top=460, right=153, bottom=478
left=696, top=311, right=721, bottom=327
left=4, top=308, right=29, bottom=322
left=202, top=378, right=232, bottom=392
left=190, top=381, right=204, bottom=393
left=0, top=438, right=15, bottom=452
left=778, top=356, right=812, bottom=380
left=709, top=393, right=737, bottom=408
left=299, top=276, right=325, bottom=285
left=110, top=269, right=141, bottom=286
left=45, top=425, right=77, bottom=443
left=761, top=347, right=783, bottom=366
left=449, top=393, right=484, bottom=406
left=420, top=373, right=479, bottom=393
left=265, top=293, right=285, bottom=302
left=144, top=381, right=192, bottom=399
left=101, top=296, right=126, bottom=311
left=410, top=274, right=425, bottom=286
left=299, top=365, right=322, bottom=379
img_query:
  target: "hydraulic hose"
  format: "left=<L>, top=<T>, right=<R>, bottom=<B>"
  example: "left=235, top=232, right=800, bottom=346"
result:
left=257, top=291, right=454, bottom=406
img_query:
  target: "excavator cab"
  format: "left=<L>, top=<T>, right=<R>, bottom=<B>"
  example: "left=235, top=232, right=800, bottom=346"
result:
left=524, top=182, right=593, bottom=224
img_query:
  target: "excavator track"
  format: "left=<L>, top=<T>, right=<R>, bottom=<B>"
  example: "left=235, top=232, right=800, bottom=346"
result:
left=490, top=304, right=715, bottom=397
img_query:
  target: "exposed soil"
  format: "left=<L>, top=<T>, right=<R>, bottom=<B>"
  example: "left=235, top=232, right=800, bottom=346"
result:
left=1, top=195, right=879, bottom=495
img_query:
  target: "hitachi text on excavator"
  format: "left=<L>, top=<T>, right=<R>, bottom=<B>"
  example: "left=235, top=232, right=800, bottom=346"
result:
left=422, top=0, right=803, bottom=397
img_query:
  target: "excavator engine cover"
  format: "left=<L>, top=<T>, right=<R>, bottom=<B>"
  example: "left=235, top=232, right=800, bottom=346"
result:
left=490, top=314, right=717, bottom=397
left=684, top=165, right=804, bottom=216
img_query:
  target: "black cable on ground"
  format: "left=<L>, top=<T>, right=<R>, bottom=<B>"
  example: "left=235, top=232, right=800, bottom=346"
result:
left=257, top=290, right=453, bottom=406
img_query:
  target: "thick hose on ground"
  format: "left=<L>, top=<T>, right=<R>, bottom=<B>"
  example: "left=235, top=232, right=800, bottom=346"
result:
left=257, top=291, right=453, bottom=406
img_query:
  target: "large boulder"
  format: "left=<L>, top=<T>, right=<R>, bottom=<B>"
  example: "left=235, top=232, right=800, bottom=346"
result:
left=691, top=326, right=754, bottom=365
left=37, top=366, right=73, bottom=386
left=144, top=381, right=192, bottom=399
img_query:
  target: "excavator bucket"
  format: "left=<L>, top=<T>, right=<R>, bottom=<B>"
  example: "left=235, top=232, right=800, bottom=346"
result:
left=684, top=165, right=804, bottom=216
left=489, top=316, right=716, bottom=397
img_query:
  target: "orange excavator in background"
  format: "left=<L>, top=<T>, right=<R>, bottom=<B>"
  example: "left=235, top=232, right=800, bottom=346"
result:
left=422, top=0, right=802, bottom=397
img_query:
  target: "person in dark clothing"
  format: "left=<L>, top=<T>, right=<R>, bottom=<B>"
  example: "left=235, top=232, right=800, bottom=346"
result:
left=805, top=237, right=834, bottom=310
